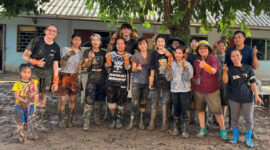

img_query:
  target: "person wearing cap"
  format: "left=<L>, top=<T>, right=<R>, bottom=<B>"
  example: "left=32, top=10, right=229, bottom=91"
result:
left=225, top=30, right=259, bottom=69
left=82, top=33, right=108, bottom=131
left=107, top=23, right=139, bottom=55
left=56, top=33, right=84, bottom=128
left=167, top=36, right=185, bottom=52
left=193, top=40, right=228, bottom=140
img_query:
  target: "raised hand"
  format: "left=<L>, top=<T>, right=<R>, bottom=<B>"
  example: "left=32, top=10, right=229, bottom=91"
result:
left=105, top=53, right=111, bottom=66
left=182, top=58, right=188, bottom=70
left=222, top=64, right=228, bottom=72
left=88, top=51, right=95, bottom=60
left=253, top=46, right=258, bottom=56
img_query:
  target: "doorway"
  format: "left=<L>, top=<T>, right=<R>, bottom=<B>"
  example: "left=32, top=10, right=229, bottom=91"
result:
left=0, top=25, right=5, bottom=72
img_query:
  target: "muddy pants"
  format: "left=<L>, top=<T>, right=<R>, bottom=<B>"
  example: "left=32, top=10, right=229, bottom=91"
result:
left=151, top=88, right=170, bottom=109
left=131, top=83, right=149, bottom=114
left=172, top=91, right=191, bottom=122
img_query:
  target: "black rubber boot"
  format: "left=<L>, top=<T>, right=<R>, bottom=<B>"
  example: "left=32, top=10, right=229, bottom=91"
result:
left=161, top=104, right=168, bottom=132
left=172, top=116, right=180, bottom=136
left=67, top=108, right=75, bottom=128
left=138, top=112, right=145, bottom=130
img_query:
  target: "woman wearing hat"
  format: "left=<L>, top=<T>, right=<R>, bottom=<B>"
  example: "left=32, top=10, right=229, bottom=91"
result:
left=193, top=40, right=228, bottom=140
left=167, top=36, right=185, bottom=52
left=82, top=33, right=108, bottom=131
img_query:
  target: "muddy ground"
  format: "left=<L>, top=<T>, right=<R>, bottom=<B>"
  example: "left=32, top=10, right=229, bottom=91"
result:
left=0, top=82, right=270, bottom=150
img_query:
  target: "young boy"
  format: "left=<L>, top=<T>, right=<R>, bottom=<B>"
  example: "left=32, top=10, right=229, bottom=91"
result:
left=12, top=64, right=38, bottom=143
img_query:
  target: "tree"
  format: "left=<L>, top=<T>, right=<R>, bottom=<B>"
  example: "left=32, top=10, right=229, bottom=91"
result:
left=0, top=0, right=49, bottom=17
left=85, top=0, right=270, bottom=43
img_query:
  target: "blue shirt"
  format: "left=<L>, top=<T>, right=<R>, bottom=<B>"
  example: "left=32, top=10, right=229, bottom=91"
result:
left=225, top=44, right=253, bottom=67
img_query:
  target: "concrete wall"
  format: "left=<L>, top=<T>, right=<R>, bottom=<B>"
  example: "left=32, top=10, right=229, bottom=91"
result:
left=1, top=17, right=270, bottom=80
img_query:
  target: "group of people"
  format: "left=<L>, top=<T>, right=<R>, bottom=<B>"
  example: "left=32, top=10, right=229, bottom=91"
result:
left=12, top=23, right=264, bottom=148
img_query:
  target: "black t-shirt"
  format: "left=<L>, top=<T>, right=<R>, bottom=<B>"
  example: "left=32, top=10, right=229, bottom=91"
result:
left=228, top=64, right=256, bottom=103
left=27, top=37, right=60, bottom=70
left=150, top=51, right=170, bottom=89
left=83, top=48, right=107, bottom=84
left=107, top=51, right=131, bottom=90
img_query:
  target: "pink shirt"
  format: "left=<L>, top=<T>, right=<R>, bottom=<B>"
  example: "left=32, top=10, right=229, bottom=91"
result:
left=193, top=54, right=219, bottom=93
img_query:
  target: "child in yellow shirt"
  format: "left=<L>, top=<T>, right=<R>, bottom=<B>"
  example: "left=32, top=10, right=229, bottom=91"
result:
left=12, top=64, right=38, bottom=143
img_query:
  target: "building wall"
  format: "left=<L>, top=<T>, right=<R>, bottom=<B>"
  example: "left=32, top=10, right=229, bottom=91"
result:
left=1, top=17, right=270, bottom=81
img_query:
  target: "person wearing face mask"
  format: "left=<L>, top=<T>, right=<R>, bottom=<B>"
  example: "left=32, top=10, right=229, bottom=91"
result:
left=82, top=34, right=108, bottom=131
left=56, top=33, right=83, bottom=128
left=107, top=23, right=139, bottom=55
left=147, top=35, right=173, bottom=132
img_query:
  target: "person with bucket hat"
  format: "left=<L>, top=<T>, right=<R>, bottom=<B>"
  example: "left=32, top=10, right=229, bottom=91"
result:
left=167, top=36, right=185, bottom=52
left=193, top=40, right=228, bottom=140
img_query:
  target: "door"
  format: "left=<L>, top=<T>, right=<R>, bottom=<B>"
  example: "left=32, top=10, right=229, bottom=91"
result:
left=0, top=25, right=5, bottom=72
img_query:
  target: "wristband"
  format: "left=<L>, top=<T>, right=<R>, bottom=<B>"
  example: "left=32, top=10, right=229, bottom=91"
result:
left=106, top=56, right=111, bottom=66
left=31, top=59, right=39, bottom=65
left=203, top=64, right=213, bottom=74
left=124, top=54, right=129, bottom=66
left=53, top=76, right=59, bottom=85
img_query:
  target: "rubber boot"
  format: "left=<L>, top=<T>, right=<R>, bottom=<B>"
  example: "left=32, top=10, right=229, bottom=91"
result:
left=28, top=121, right=38, bottom=140
left=147, top=108, right=157, bottom=131
left=196, top=128, right=207, bottom=137
left=116, top=107, right=124, bottom=129
left=171, top=116, right=179, bottom=136
left=245, top=130, right=254, bottom=148
left=94, top=102, right=101, bottom=126
left=82, top=104, right=93, bottom=131
left=230, top=128, right=239, bottom=143
left=67, top=108, right=75, bottom=128
left=161, top=104, right=168, bottom=132
left=35, top=107, right=47, bottom=131
left=220, top=129, right=228, bottom=140
left=126, top=113, right=135, bottom=130
left=138, top=112, right=145, bottom=130
left=181, top=122, right=189, bottom=138
left=58, top=110, right=66, bottom=128
left=109, top=109, right=116, bottom=129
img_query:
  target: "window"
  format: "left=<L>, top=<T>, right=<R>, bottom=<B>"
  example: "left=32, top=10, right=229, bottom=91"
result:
left=17, top=25, right=46, bottom=52
left=251, top=39, right=265, bottom=60
left=74, top=29, right=110, bottom=49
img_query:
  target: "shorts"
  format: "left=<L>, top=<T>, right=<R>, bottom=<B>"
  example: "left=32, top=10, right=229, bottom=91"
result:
left=15, top=104, right=35, bottom=124
left=106, top=85, right=128, bottom=106
left=56, top=72, right=81, bottom=96
left=32, top=68, right=52, bottom=93
left=194, top=90, right=222, bottom=114
left=85, top=82, right=106, bottom=105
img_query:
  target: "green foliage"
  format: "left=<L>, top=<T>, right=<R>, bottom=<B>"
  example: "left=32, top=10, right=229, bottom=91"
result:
left=85, top=0, right=269, bottom=40
left=0, top=0, right=49, bottom=18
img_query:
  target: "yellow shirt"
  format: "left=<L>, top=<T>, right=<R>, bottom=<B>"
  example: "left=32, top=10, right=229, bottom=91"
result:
left=12, top=79, right=38, bottom=107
